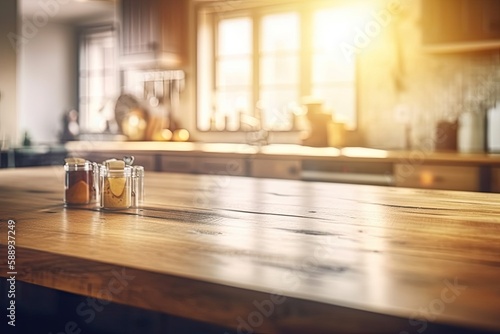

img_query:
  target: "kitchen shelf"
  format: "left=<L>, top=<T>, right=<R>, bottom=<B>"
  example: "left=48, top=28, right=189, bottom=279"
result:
left=421, top=0, right=500, bottom=54
left=422, top=40, right=500, bottom=54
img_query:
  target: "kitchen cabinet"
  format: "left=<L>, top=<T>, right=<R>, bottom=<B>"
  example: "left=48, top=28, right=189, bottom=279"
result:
left=0, top=151, right=9, bottom=168
left=159, top=155, right=247, bottom=175
left=13, top=146, right=67, bottom=168
left=160, top=155, right=196, bottom=173
left=394, top=164, right=480, bottom=192
left=491, top=167, right=500, bottom=192
left=128, top=154, right=157, bottom=171
left=422, top=0, right=500, bottom=52
left=251, top=158, right=301, bottom=180
left=196, top=157, right=247, bottom=176
left=301, top=160, right=394, bottom=186
left=120, top=0, right=188, bottom=68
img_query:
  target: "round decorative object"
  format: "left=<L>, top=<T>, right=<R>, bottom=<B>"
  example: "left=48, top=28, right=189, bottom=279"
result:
left=121, top=108, right=148, bottom=141
left=114, top=94, right=142, bottom=133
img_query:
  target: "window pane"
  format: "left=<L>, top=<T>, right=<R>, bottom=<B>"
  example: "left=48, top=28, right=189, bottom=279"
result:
left=260, top=55, right=299, bottom=86
left=313, top=7, right=368, bottom=52
left=259, top=89, right=298, bottom=130
left=79, top=28, right=117, bottom=133
left=259, top=12, right=300, bottom=131
left=312, top=54, right=355, bottom=83
left=312, top=7, right=359, bottom=81
left=312, top=6, right=360, bottom=130
left=88, top=44, right=104, bottom=71
left=104, top=75, right=116, bottom=94
left=216, top=90, right=252, bottom=130
left=87, top=100, right=107, bottom=132
left=89, top=76, right=103, bottom=97
left=312, top=85, right=356, bottom=129
left=261, top=12, right=299, bottom=53
left=104, top=47, right=114, bottom=66
left=217, top=57, right=252, bottom=87
left=218, top=17, right=252, bottom=56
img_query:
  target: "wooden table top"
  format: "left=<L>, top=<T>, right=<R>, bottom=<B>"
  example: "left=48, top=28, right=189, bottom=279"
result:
left=1, top=167, right=500, bottom=333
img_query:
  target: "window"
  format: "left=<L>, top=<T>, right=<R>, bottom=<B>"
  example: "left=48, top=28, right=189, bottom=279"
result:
left=259, top=12, right=300, bottom=130
left=311, top=7, right=362, bottom=128
left=79, top=27, right=118, bottom=133
left=216, top=17, right=252, bottom=131
left=197, top=2, right=365, bottom=132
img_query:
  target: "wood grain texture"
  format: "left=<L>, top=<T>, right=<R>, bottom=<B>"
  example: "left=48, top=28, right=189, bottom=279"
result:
left=1, top=167, right=500, bottom=333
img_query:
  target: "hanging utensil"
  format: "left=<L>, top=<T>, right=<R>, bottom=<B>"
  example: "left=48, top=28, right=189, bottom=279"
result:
left=149, top=80, right=159, bottom=107
left=155, top=79, right=164, bottom=105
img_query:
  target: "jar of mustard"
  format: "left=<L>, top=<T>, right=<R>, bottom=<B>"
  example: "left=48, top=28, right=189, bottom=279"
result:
left=100, top=160, right=132, bottom=209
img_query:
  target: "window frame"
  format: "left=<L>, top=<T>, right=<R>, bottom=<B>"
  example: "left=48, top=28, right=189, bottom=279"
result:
left=196, top=1, right=360, bottom=133
left=78, top=25, right=119, bottom=134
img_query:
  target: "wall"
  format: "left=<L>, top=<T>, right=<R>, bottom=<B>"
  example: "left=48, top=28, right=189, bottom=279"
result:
left=0, top=0, right=18, bottom=147
left=357, top=0, right=500, bottom=150
left=18, top=22, right=77, bottom=144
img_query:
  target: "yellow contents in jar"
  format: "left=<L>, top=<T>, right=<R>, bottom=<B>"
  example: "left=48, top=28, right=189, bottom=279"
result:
left=102, top=177, right=130, bottom=208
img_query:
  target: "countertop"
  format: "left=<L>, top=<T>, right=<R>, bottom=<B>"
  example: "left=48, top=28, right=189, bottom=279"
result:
left=1, top=167, right=500, bottom=333
left=65, top=141, right=500, bottom=164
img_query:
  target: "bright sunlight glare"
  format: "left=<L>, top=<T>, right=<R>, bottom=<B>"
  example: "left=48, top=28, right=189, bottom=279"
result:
left=313, top=4, right=376, bottom=58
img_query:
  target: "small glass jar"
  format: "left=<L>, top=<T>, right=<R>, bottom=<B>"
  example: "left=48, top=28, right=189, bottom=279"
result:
left=132, top=166, right=144, bottom=208
left=91, top=162, right=100, bottom=203
left=64, top=161, right=93, bottom=205
left=100, top=165, right=132, bottom=209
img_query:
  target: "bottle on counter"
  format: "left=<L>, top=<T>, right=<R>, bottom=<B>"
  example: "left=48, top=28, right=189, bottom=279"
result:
left=435, top=120, right=458, bottom=151
left=487, top=101, right=500, bottom=153
left=100, top=160, right=132, bottom=209
left=132, top=165, right=144, bottom=208
left=458, top=110, right=485, bottom=153
left=64, top=158, right=94, bottom=205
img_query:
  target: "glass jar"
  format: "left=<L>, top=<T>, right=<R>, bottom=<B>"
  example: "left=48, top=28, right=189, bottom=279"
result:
left=100, top=165, right=132, bottom=209
left=132, top=166, right=144, bottom=208
left=64, top=161, right=93, bottom=205
left=92, top=162, right=100, bottom=203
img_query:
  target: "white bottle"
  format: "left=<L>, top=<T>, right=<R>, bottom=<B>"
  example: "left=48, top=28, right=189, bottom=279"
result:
left=487, top=101, right=500, bottom=153
left=458, top=110, right=485, bottom=153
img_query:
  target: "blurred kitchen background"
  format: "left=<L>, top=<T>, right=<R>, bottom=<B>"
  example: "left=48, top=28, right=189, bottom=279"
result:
left=1, top=0, right=500, bottom=165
